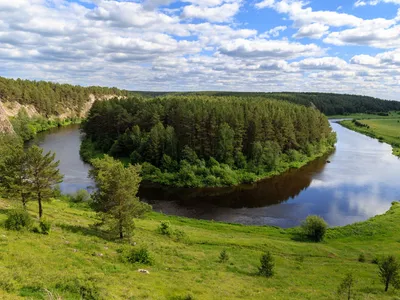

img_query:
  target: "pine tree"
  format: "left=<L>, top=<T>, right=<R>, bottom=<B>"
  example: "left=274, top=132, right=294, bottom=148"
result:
left=89, top=155, right=151, bottom=239
left=26, top=146, right=63, bottom=218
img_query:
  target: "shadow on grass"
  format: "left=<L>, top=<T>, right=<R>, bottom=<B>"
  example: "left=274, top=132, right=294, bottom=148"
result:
left=0, top=208, right=9, bottom=215
left=58, top=223, right=113, bottom=241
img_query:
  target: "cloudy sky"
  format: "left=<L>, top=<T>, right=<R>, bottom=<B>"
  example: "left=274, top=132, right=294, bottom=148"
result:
left=1, top=0, right=400, bottom=99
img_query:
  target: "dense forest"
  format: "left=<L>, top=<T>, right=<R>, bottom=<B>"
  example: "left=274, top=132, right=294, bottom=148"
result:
left=0, top=76, right=129, bottom=116
left=81, top=95, right=336, bottom=187
left=136, top=91, right=400, bottom=116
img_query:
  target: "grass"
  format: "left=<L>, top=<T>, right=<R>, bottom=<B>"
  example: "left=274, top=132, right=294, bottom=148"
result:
left=340, top=117, right=400, bottom=157
left=1, top=198, right=400, bottom=299
left=328, top=111, right=400, bottom=120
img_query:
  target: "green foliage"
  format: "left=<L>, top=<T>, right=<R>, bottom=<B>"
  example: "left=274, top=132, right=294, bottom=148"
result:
left=4, top=209, right=32, bottom=231
left=337, top=273, right=355, bottom=300
left=90, top=155, right=151, bottom=239
left=358, top=253, right=366, bottom=263
left=0, top=76, right=129, bottom=116
left=120, top=246, right=154, bottom=265
left=55, top=277, right=106, bottom=300
left=25, top=145, right=64, bottom=218
left=301, top=215, right=327, bottom=242
left=259, top=252, right=274, bottom=278
left=69, top=189, right=91, bottom=203
left=39, top=218, right=52, bottom=235
left=219, top=249, right=229, bottom=263
left=82, top=95, right=336, bottom=187
left=158, top=221, right=173, bottom=236
left=378, top=255, right=400, bottom=292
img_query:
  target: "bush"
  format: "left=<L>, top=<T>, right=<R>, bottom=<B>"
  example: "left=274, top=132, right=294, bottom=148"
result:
left=122, top=246, right=153, bottom=265
left=301, top=215, right=327, bottom=242
left=219, top=249, right=229, bottom=263
left=358, top=253, right=366, bottom=263
left=259, top=252, right=274, bottom=277
left=39, top=219, right=52, bottom=235
left=69, top=189, right=91, bottom=203
left=4, top=209, right=32, bottom=231
left=158, top=221, right=173, bottom=236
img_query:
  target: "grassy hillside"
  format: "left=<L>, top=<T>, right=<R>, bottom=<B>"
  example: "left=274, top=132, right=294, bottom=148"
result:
left=340, top=116, right=400, bottom=157
left=1, top=198, right=400, bottom=299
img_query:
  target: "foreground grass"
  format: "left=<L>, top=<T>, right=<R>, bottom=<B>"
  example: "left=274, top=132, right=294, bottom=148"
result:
left=340, top=118, right=400, bottom=157
left=1, top=198, right=400, bottom=299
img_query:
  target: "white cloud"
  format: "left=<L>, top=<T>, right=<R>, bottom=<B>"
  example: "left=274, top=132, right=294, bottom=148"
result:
left=355, top=0, right=400, bottom=6
left=260, top=26, right=287, bottom=38
left=181, top=2, right=241, bottom=22
left=218, top=39, right=324, bottom=59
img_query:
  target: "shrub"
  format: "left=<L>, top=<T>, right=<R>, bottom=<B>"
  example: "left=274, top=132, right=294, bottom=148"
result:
left=4, top=209, right=32, bottom=231
left=301, top=215, right=327, bottom=242
left=358, top=253, right=366, bottom=263
left=173, top=229, right=187, bottom=242
left=158, top=221, right=173, bottom=236
left=258, top=252, right=274, bottom=277
left=122, top=247, right=153, bottom=265
left=69, top=189, right=91, bottom=203
left=219, top=249, right=229, bottom=263
left=39, top=219, right=52, bottom=235
left=372, top=257, right=380, bottom=264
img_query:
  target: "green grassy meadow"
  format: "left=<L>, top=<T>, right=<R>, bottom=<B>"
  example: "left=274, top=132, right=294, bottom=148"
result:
left=1, top=198, right=400, bottom=299
left=340, top=117, right=400, bottom=157
left=328, top=112, right=400, bottom=120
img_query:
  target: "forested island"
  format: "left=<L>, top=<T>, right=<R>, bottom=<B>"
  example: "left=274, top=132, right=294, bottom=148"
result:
left=81, top=95, right=336, bottom=187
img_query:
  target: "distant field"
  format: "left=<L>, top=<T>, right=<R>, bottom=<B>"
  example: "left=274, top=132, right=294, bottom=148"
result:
left=328, top=112, right=400, bottom=120
left=340, top=117, right=400, bottom=157
left=1, top=198, right=400, bottom=299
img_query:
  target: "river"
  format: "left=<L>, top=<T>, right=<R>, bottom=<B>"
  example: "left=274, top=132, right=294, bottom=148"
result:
left=30, top=122, right=400, bottom=228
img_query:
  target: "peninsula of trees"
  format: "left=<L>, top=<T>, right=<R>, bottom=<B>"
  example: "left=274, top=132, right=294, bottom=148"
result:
left=81, top=95, right=336, bottom=187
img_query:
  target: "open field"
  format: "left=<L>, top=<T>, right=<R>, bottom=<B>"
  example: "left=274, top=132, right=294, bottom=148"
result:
left=328, top=112, right=400, bottom=120
left=340, top=118, right=400, bottom=157
left=1, top=198, right=400, bottom=299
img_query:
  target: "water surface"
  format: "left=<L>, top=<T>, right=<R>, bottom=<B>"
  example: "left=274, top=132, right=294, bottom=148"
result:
left=31, top=122, right=400, bottom=227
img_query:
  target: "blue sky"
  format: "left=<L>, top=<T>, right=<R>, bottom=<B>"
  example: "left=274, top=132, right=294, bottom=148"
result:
left=1, top=0, right=400, bottom=99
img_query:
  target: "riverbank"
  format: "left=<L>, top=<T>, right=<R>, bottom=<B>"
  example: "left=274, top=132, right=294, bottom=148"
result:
left=339, top=118, right=400, bottom=157
left=1, top=197, right=399, bottom=299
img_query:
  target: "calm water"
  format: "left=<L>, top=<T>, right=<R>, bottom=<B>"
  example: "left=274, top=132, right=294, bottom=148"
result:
left=30, top=122, right=400, bottom=227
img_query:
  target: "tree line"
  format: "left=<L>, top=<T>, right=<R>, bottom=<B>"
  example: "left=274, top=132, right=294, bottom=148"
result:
left=0, top=76, right=129, bottom=116
left=81, top=95, right=336, bottom=187
left=137, top=91, right=400, bottom=116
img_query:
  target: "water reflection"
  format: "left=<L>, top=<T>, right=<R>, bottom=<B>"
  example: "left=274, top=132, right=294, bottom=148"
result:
left=31, top=122, right=400, bottom=227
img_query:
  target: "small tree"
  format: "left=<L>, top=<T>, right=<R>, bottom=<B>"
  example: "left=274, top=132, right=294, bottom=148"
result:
left=219, top=249, right=229, bottom=263
left=301, top=215, right=327, bottom=242
left=259, top=252, right=274, bottom=277
left=337, top=273, right=355, bottom=300
left=378, top=255, right=400, bottom=292
left=0, top=149, right=34, bottom=208
left=27, top=146, right=63, bottom=219
left=90, top=155, right=151, bottom=239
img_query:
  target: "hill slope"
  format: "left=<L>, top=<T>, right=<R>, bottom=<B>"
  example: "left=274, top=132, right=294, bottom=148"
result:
left=1, top=198, right=399, bottom=299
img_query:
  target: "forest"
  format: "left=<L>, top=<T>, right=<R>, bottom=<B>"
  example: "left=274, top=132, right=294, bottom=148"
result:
left=136, top=91, right=400, bottom=116
left=81, top=95, right=336, bottom=187
left=0, top=76, right=129, bottom=116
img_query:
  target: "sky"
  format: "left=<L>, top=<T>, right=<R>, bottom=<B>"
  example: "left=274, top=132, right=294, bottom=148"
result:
left=1, top=0, right=400, bottom=99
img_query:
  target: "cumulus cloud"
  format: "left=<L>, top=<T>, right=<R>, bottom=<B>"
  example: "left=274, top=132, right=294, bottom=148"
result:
left=181, top=2, right=241, bottom=22
left=218, top=39, right=324, bottom=59
left=0, top=0, right=400, bottom=100
left=355, top=0, right=400, bottom=6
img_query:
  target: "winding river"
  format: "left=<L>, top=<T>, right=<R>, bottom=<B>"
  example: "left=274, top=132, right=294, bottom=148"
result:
left=30, top=122, right=400, bottom=228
